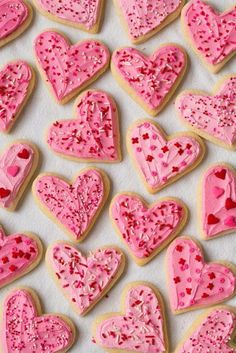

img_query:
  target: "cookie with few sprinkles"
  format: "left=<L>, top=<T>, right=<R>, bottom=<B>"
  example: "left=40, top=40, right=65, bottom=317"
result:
left=33, top=0, right=105, bottom=33
left=34, top=30, right=110, bottom=104
left=181, top=0, right=236, bottom=73
left=46, top=242, right=126, bottom=316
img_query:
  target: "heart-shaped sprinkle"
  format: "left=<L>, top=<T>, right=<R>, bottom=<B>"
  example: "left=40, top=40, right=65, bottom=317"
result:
left=112, top=45, right=187, bottom=115
left=127, top=121, right=204, bottom=193
left=2, top=289, right=75, bottom=353
left=213, top=186, right=225, bottom=199
left=17, top=148, right=30, bottom=159
left=0, top=0, right=31, bottom=46
left=0, top=142, right=37, bottom=209
left=176, top=76, right=236, bottom=149
left=0, top=227, right=41, bottom=288
left=110, top=193, right=187, bottom=264
left=33, top=169, right=109, bottom=242
left=7, top=165, right=20, bottom=177
left=0, top=61, right=34, bottom=133
left=175, top=308, right=236, bottom=353
left=34, top=30, right=110, bottom=103
left=202, top=164, right=236, bottom=239
left=114, top=0, right=184, bottom=43
left=47, top=243, right=125, bottom=315
left=34, top=0, right=103, bottom=32
left=47, top=90, right=121, bottom=162
left=182, top=0, right=236, bottom=72
left=93, top=284, right=167, bottom=353
left=166, top=237, right=236, bottom=313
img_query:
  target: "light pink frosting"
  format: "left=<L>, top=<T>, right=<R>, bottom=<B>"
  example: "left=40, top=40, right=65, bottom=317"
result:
left=0, top=61, right=32, bottom=132
left=0, top=228, right=40, bottom=287
left=183, top=0, right=236, bottom=65
left=48, top=243, right=122, bottom=314
left=110, top=193, right=185, bottom=259
left=47, top=90, right=120, bottom=162
left=34, top=169, right=105, bottom=241
left=112, top=45, right=186, bottom=111
left=177, top=309, right=236, bottom=353
left=34, top=30, right=110, bottom=102
left=128, top=121, right=202, bottom=191
left=2, top=289, right=74, bottom=353
left=0, top=142, right=34, bottom=208
left=202, top=165, right=236, bottom=239
left=177, top=76, right=236, bottom=146
left=0, top=0, right=29, bottom=40
left=95, top=285, right=166, bottom=353
left=36, top=0, right=101, bottom=30
left=167, top=237, right=236, bottom=312
left=117, top=0, right=182, bottom=41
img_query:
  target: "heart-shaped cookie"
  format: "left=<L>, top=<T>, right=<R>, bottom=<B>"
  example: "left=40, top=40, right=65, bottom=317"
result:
left=2, top=288, right=75, bottom=353
left=0, top=61, right=35, bottom=133
left=166, top=237, right=236, bottom=314
left=0, top=0, right=33, bottom=47
left=34, top=30, right=110, bottom=104
left=46, top=242, right=125, bottom=315
left=34, top=0, right=104, bottom=33
left=111, top=44, right=187, bottom=116
left=181, top=0, right=236, bottom=73
left=127, top=120, right=205, bottom=193
left=93, top=282, right=168, bottom=353
left=0, top=227, right=42, bottom=288
left=176, top=75, right=236, bottom=150
left=47, top=90, right=121, bottom=163
left=110, top=192, right=188, bottom=265
left=174, top=307, right=236, bottom=353
left=0, top=141, right=39, bottom=210
left=114, top=0, right=185, bottom=44
left=33, top=168, right=110, bottom=242
left=201, top=164, right=236, bottom=240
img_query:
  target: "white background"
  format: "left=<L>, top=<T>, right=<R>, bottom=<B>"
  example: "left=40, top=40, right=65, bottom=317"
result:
left=0, top=1, right=235, bottom=352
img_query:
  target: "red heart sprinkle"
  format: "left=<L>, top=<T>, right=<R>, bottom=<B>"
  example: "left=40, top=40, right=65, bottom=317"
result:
left=215, top=169, right=226, bottom=180
left=17, top=149, right=30, bottom=159
left=207, top=214, right=220, bottom=225
left=225, top=198, right=236, bottom=210
left=0, top=188, right=11, bottom=198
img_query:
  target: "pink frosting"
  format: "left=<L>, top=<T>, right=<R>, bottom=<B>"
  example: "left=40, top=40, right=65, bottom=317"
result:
left=48, top=243, right=123, bottom=314
left=34, top=30, right=109, bottom=102
left=202, top=165, right=236, bottom=239
left=112, top=45, right=186, bottom=111
left=0, top=0, right=29, bottom=40
left=177, top=309, right=236, bottom=353
left=0, top=61, right=32, bottom=132
left=36, top=0, right=101, bottom=30
left=47, top=90, right=120, bottom=162
left=128, top=121, right=202, bottom=191
left=2, top=289, right=74, bottom=353
left=183, top=0, right=236, bottom=65
left=0, top=228, right=40, bottom=287
left=167, top=237, right=236, bottom=312
left=117, top=0, right=182, bottom=41
left=0, top=142, right=35, bottom=208
left=176, top=76, right=236, bottom=147
left=34, top=169, right=105, bottom=241
left=110, top=193, right=185, bottom=259
left=95, top=285, right=166, bottom=353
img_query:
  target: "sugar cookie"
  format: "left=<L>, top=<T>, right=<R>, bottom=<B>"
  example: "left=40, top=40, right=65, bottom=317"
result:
left=181, top=0, right=236, bottom=73
left=33, top=0, right=104, bottom=33
left=34, top=30, right=110, bottom=104
left=47, top=90, right=122, bottom=163
left=127, top=120, right=205, bottom=193
left=166, top=236, right=236, bottom=314
left=1, top=287, right=76, bottom=353
left=32, top=168, right=110, bottom=242
left=93, top=282, right=169, bottom=353
left=176, top=75, right=236, bottom=150
left=0, top=140, right=39, bottom=211
left=111, top=44, right=187, bottom=116
left=46, top=242, right=125, bottom=315
left=110, top=192, right=188, bottom=265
